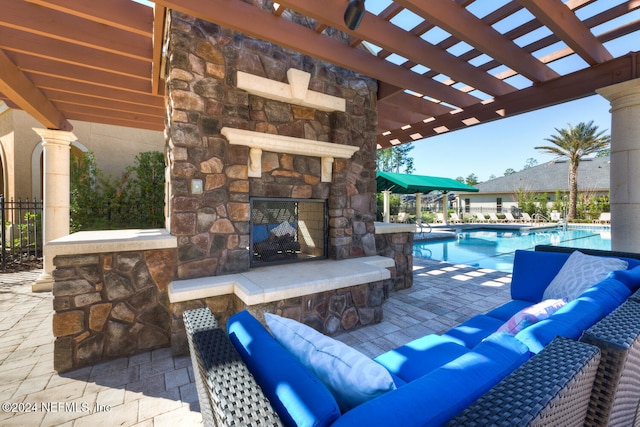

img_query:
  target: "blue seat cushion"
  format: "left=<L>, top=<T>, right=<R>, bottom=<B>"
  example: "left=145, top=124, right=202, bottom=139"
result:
left=227, top=310, right=340, bottom=427
left=515, top=298, right=604, bottom=354
left=442, top=315, right=504, bottom=348
left=332, top=333, right=530, bottom=427
left=485, top=299, right=534, bottom=321
left=374, top=334, right=469, bottom=382
left=511, top=250, right=570, bottom=302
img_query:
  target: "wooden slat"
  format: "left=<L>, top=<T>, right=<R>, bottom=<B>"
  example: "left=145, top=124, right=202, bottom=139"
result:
left=394, top=0, right=560, bottom=83
left=0, top=49, right=71, bottom=130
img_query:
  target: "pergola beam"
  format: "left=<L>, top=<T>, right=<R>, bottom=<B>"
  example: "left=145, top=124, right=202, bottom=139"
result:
left=377, top=53, right=640, bottom=147
left=154, top=0, right=481, bottom=109
left=277, top=0, right=515, bottom=97
left=519, top=0, right=613, bottom=65
left=0, top=49, right=71, bottom=130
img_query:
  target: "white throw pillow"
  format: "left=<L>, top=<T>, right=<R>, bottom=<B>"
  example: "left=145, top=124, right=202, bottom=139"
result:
left=264, top=313, right=396, bottom=412
left=542, top=251, right=628, bottom=301
left=271, top=221, right=295, bottom=237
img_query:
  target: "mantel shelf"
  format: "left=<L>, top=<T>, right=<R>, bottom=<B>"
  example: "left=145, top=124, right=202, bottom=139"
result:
left=221, top=127, right=359, bottom=182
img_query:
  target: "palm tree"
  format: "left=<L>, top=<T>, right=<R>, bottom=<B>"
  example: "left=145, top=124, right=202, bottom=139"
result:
left=535, top=121, right=610, bottom=220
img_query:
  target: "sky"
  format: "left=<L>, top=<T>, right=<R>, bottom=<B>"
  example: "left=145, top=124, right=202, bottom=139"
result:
left=408, top=94, right=613, bottom=183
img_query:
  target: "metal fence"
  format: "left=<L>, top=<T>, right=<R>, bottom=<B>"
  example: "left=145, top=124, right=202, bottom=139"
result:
left=0, top=196, right=43, bottom=271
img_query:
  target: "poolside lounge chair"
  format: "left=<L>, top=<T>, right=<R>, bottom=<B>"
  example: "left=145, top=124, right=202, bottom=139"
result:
left=593, top=212, right=611, bottom=224
left=474, top=212, right=487, bottom=223
left=488, top=213, right=504, bottom=223
left=504, top=212, right=517, bottom=223
left=396, top=212, right=410, bottom=223
left=521, top=212, right=533, bottom=223
left=435, top=213, right=445, bottom=224
left=449, top=213, right=462, bottom=223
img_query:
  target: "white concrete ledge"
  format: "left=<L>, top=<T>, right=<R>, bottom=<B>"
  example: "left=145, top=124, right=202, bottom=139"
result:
left=47, top=228, right=177, bottom=256
left=169, top=256, right=394, bottom=305
left=374, top=221, right=416, bottom=234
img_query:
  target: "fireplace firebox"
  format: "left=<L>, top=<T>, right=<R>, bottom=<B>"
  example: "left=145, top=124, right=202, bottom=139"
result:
left=250, top=197, right=328, bottom=267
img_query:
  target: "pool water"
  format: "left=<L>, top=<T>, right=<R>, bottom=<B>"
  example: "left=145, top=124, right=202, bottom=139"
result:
left=413, top=227, right=612, bottom=272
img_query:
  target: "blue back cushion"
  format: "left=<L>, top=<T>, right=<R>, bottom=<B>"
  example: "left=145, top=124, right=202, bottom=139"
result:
left=253, top=225, right=269, bottom=242
left=515, top=298, right=604, bottom=353
left=332, top=333, right=530, bottom=427
left=227, top=310, right=340, bottom=427
left=578, top=278, right=630, bottom=315
left=609, top=265, right=640, bottom=292
left=511, top=250, right=570, bottom=302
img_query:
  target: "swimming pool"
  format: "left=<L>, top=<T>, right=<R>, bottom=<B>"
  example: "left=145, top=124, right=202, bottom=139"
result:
left=413, top=227, right=612, bottom=272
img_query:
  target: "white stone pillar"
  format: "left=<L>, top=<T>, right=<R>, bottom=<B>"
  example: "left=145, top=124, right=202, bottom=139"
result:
left=597, top=78, right=640, bottom=253
left=382, top=190, right=391, bottom=223
left=415, top=192, right=423, bottom=223
left=32, top=128, right=76, bottom=292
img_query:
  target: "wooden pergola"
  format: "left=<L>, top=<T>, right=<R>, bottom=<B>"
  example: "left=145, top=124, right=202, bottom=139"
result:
left=0, top=0, right=639, bottom=148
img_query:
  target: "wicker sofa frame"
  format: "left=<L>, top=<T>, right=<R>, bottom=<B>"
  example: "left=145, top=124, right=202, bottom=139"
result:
left=448, top=337, right=601, bottom=426
left=580, top=299, right=640, bottom=426
left=185, top=307, right=607, bottom=427
left=184, top=308, right=282, bottom=427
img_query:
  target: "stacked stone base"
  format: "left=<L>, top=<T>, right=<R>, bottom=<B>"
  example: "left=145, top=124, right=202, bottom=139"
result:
left=50, top=230, right=412, bottom=371
left=170, top=279, right=391, bottom=356
left=375, top=231, right=414, bottom=290
left=52, top=249, right=176, bottom=373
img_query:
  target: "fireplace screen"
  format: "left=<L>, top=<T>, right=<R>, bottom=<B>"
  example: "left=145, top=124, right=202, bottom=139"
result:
left=250, top=197, right=327, bottom=266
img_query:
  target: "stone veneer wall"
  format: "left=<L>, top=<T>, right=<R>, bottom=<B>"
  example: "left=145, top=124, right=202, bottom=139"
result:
left=166, top=10, right=378, bottom=280
left=51, top=249, right=176, bottom=372
left=376, top=231, right=414, bottom=290
left=171, top=279, right=391, bottom=355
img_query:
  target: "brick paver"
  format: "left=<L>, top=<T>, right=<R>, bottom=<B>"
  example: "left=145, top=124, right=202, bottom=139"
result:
left=0, top=257, right=512, bottom=425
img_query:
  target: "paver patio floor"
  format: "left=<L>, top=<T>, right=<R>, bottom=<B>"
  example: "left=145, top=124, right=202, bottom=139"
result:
left=0, top=258, right=512, bottom=425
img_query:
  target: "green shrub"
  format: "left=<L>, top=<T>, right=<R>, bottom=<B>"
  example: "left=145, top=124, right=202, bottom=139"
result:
left=71, top=151, right=165, bottom=232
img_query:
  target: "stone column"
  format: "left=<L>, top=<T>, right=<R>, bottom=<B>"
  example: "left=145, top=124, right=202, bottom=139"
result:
left=32, top=128, right=76, bottom=292
left=597, top=78, right=640, bottom=253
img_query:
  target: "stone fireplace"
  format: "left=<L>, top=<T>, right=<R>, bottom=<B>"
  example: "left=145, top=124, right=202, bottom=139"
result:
left=48, top=6, right=415, bottom=372
left=166, top=10, right=379, bottom=280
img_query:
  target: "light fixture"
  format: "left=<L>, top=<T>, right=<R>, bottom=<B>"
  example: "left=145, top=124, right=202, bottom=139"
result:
left=344, top=0, right=365, bottom=30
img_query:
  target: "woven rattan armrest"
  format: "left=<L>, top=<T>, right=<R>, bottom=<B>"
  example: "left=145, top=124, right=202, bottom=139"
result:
left=447, top=337, right=601, bottom=427
left=580, top=299, right=640, bottom=427
left=183, top=308, right=282, bottom=427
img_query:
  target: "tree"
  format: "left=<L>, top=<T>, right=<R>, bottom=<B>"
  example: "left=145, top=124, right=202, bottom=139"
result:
left=455, top=176, right=464, bottom=183
left=504, top=168, right=516, bottom=176
left=465, top=173, right=479, bottom=186
left=535, top=121, right=610, bottom=219
left=523, top=158, right=538, bottom=169
left=376, top=144, right=415, bottom=173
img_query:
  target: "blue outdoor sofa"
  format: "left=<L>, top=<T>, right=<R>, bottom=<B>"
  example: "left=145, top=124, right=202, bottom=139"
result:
left=184, top=248, right=640, bottom=427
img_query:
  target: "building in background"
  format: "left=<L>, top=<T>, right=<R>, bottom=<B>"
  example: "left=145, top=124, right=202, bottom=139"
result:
left=0, top=105, right=164, bottom=201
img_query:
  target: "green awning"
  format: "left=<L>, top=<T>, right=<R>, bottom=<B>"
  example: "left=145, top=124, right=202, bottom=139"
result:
left=376, top=171, right=479, bottom=194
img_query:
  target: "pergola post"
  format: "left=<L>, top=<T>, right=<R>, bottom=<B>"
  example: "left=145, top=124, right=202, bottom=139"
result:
left=597, top=78, right=640, bottom=253
left=442, top=191, right=449, bottom=225
left=415, top=192, right=422, bottom=223
left=32, top=128, right=76, bottom=292
left=382, top=190, right=391, bottom=222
